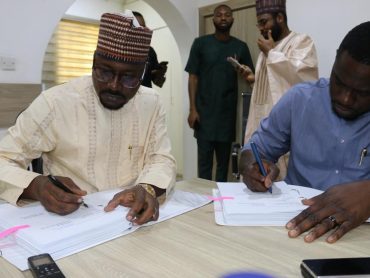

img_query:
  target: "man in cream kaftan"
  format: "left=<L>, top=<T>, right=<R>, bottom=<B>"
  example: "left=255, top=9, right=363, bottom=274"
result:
left=243, top=0, right=318, bottom=179
left=0, top=76, right=175, bottom=205
left=0, top=12, right=176, bottom=224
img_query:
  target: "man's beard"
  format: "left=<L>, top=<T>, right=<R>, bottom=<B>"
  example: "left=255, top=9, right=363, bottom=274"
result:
left=214, top=21, right=233, bottom=33
left=98, top=89, right=127, bottom=110
left=262, top=19, right=282, bottom=41
left=271, top=22, right=282, bottom=41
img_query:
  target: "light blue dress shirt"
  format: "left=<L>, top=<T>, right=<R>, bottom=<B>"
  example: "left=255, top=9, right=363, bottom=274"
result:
left=244, top=78, right=370, bottom=191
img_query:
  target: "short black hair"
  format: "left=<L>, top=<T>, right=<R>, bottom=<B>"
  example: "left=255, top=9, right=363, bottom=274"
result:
left=337, top=21, right=370, bottom=65
left=214, top=4, right=232, bottom=15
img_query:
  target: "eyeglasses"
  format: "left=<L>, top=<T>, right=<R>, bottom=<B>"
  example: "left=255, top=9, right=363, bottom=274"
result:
left=256, top=17, right=273, bottom=28
left=93, top=64, right=147, bottom=89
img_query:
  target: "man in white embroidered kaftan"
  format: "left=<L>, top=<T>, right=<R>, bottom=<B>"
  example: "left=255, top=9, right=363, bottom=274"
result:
left=0, top=11, right=176, bottom=225
left=242, top=0, right=319, bottom=179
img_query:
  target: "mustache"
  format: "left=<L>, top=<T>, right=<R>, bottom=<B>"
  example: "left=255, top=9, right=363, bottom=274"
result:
left=100, top=89, right=122, bottom=96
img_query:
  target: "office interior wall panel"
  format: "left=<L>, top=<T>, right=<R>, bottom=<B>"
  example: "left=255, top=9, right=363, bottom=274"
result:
left=0, top=84, right=41, bottom=127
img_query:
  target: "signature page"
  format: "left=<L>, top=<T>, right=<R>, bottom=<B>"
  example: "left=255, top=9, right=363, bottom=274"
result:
left=215, top=182, right=323, bottom=226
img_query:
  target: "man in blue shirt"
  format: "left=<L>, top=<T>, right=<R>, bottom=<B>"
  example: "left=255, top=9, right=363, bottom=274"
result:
left=239, top=22, right=370, bottom=243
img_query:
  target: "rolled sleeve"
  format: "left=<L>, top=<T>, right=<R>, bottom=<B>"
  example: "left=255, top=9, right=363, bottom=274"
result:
left=0, top=94, right=55, bottom=205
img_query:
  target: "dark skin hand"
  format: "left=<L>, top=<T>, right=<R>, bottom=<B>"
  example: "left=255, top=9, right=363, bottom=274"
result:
left=104, top=185, right=159, bottom=225
left=240, top=150, right=370, bottom=243
left=286, top=180, right=370, bottom=243
left=22, top=175, right=87, bottom=215
left=239, top=149, right=279, bottom=192
left=187, top=74, right=200, bottom=129
left=257, top=30, right=276, bottom=56
left=188, top=109, right=200, bottom=129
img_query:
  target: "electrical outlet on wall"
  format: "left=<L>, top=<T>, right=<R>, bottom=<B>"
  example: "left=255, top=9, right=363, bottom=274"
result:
left=0, top=56, right=16, bottom=71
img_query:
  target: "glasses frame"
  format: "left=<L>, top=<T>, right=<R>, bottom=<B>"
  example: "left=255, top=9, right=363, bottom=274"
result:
left=93, top=63, right=147, bottom=89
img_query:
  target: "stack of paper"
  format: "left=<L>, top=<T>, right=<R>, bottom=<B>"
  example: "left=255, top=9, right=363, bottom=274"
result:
left=214, top=181, right=323, bottom=226
left=0, top=189, right=210, bottom=270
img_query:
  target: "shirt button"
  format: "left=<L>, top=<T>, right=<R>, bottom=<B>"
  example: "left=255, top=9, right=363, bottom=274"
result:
left=340, top=139, right=345, bottom=143
left=335, top=170, right=339, bottom=174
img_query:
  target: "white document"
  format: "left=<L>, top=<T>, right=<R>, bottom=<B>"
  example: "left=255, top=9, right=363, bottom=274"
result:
left=0, top=189, right=210, bottom=270
left=214, top=181, right=323, bottom=226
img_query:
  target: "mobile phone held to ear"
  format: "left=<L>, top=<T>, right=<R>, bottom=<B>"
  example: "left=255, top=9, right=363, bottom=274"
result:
left=28, top=253, right=65, bottom=278
left=227, top=56, right=241, bottom=69
left=301, top=257, right=370, bottom=278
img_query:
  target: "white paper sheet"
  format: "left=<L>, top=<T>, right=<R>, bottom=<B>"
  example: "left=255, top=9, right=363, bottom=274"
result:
left=0, top=189, right=210, bottom=270
left=214, top=182, right=370, bottom=226
left=214, top=181, right=322, bottom=226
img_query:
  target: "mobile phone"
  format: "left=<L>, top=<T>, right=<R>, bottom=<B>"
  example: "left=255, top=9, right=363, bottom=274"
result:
left=301, top=257, right=370, bottom=278
left=227, top=56, right=241, bottom=69
left=28, top=253, right=65, bottom=278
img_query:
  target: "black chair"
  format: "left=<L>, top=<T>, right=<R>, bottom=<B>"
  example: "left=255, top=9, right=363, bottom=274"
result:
left=30, top=157, right=43, bottom=174
left=231, top=143, right=241, bottom=179
left=231, top=92, right=252, bottom=180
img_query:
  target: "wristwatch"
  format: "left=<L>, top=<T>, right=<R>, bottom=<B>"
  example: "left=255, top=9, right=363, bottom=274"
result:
left=140, top=183, right=156, bottom=199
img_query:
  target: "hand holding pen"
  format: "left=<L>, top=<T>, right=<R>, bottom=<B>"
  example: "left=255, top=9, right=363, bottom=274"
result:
left=48, top=175, right=89, bottom=208
left=250, top=142, right=272, bottom=193
left=22, top=175, right=88, bottom=215
left=239, top=142, right=279, bottom=193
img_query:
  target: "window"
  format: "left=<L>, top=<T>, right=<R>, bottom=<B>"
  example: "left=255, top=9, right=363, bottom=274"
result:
left=42, top=19, right=99, bottom=89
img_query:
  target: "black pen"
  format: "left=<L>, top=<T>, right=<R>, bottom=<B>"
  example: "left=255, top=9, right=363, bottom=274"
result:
left=47, top=175, right=88, bottom=208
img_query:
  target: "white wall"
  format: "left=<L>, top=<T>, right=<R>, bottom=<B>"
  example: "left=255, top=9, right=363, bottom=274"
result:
left=65, top=0, right=125, bottom=21
left=1, top=0, right=370, bottom=179
left=287, top=0, right=370, bottom=77
left=0, top=0, right=75, bottom=83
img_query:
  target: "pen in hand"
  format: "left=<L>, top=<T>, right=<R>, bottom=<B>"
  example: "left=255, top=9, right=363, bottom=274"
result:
left=47, top=175, right=89, bottom=208
left=250, top=141, right=272, bottom=193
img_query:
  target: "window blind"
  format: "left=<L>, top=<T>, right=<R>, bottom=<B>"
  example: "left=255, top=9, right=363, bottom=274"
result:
left=42, top=19, right=99, bottom=89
